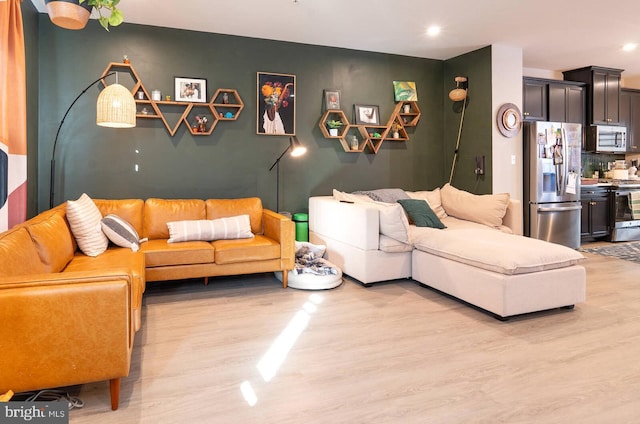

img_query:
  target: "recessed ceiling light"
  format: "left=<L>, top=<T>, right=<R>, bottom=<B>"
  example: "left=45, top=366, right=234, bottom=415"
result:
left=622, top=43, right=637, bottom=52
left=426, top=26, right=441, bottom=37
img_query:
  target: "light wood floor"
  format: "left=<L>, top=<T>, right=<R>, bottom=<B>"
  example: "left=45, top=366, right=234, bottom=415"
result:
left=67, top=251, right=640, bottom=423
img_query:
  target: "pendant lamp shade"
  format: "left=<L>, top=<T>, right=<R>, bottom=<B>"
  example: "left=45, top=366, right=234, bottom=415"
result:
left=96, top=83, right=136, bottom=128
left=45, top=0, right=93, bottom=30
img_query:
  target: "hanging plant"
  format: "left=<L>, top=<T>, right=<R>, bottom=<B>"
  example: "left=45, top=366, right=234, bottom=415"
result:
left=45, top=0, right=124, bottom=31
left=81, top=0, right=124, bottom=31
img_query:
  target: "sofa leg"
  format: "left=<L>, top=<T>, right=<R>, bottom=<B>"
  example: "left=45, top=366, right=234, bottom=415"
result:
left=110, top=378, right=120, bottom=410
left=562, top=305, right=575, bottom=310
left=203, top=276, right=209, bottom=286
left=282, top=270, right=288, bottom=288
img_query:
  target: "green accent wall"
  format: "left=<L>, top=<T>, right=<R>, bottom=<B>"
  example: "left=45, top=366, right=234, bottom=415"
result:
left=443, top=47, right=493, bottom=194
left=28, top=17, right=498, bottom=215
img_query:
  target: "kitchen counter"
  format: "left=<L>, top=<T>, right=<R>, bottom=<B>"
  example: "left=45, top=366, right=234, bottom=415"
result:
left=581, top=178, right=640, bottom=188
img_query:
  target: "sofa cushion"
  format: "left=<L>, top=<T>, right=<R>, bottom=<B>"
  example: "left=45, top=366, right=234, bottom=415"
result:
left=368, top=202, right=411, bottom=244
left=205, top=198, right=263, bottom=234
left=212, top=234, right=280, bottom=264
left=140, top=239, right=215, bottom=267
left=26, top=212, right=75, bottom=272
left=94, top=199, right=144, bottom=236
left=405, top=188, right=447, bottom=220
left=144, top=198, right=206, bottom=239
left=66, top=193, right=109, bottom=257
left=0, top=228, right=47, bottom=277
left=101, top=214, right=143, bottom=252
left=440, top=183, right=510, bottom=228
left=412, top=228, right=584, bottom=275
left=167, top=215, right=254, bottom=243
left=397, top=199, right=446, bottom=229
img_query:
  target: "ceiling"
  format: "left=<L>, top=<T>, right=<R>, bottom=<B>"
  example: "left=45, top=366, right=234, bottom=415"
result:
left=32, top=0, right=640, bottom=86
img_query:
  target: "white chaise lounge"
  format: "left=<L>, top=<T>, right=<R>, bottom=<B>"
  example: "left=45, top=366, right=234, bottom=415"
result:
left=309, top=184, right=586, bottom=320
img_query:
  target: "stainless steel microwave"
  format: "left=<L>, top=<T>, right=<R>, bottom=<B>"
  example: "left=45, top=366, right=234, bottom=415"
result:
left=588, top=125, right=627, bottom=152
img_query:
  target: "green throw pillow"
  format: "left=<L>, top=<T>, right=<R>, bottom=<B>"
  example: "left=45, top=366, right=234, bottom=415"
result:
left=397, top=199, right=446, bottom=229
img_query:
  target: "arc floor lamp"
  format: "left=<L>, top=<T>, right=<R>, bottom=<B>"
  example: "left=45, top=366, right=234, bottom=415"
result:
left=268, top=136, right=307, bottom=213
left=49, top=73, right=136, bottom=208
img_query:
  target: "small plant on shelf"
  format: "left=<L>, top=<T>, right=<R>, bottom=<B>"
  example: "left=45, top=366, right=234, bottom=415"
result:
left=391, top=122, right=403, bottom=139
left=327, top=119, right=344, bottom=136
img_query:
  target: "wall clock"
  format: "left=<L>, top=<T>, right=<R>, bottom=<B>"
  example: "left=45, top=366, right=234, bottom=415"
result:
left=496, top=103, right=522, bottom=138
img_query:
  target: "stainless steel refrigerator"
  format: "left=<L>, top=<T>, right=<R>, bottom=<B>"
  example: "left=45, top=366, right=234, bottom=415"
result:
left=524, top=121, right=582, bottom=249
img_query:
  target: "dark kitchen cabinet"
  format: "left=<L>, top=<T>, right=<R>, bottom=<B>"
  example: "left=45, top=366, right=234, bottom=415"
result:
left=523, top=77, right=585, bottom=124
left=563, top=66, right=623, bottom=125
left=548, top=82, right=585, bottom=125
left=581, top=186, right=611, bottom=241
left=523, top=78, right=547, bottom=121
left=621, top=89, right=640, bottom=153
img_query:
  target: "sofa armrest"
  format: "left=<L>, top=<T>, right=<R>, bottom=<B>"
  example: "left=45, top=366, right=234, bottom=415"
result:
left=0, top=271, right=135, bottom=394
left=503, top=199, right=523, bottom=235
left=262, top=209, right=295, bottom=270
left=309, top=196, right=379, bottom=250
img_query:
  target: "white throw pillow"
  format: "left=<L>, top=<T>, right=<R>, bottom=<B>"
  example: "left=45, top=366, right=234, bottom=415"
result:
left=440, top=183, right=510, bottom=228
left=101, top=214, right=143, bottom=252
left=167, top=215, right=254, bottom=243
left=406, top=188, right=448, bottom=220
left=367, top=201, right=411, bottom=244
left=66, top=193, right=109, bottom=257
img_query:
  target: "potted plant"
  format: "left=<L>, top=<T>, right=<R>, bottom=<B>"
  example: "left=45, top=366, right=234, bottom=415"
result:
left=45, top=0, right=124, bottom=31
left=391, top=122, right=402, bottom=139
left=327, top=120, right=343, bottom=137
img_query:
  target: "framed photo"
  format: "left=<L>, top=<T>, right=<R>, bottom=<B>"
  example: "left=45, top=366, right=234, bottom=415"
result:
left=257, top=72, right=296, bottom=136
left=393, top=81, right=418, bottom=101
left=354, top=104, right=380, bottom=125
left=324, top=89, right=341, bottom=110
left=175, top=77, right=207, bottom=103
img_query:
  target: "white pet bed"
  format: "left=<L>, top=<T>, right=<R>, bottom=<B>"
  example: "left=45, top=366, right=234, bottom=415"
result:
left=275, top=242, right=343, bottom=290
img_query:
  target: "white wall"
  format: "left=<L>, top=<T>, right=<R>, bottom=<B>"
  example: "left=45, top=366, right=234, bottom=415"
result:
left=491, top=45, right=523, bottom=201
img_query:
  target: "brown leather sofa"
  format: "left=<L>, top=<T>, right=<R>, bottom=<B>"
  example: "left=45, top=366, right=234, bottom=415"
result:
left=0, top=197, right=294, bottom=410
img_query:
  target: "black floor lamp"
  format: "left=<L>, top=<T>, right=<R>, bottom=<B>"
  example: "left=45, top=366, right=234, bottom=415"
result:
left=49, top=73, right=136, bottom=208
left=268, top=136, right=307, bottom=213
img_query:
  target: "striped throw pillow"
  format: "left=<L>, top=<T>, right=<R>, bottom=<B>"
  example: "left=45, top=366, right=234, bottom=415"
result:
left=167, top=215, right=254, bottom=243
left=66, top=193, right=109, bottom=256
left=101, top=214, right=142, bottom=252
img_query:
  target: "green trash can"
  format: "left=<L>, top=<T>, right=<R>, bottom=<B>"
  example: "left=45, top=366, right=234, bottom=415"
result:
left=293, top=212, right=309, bottom=242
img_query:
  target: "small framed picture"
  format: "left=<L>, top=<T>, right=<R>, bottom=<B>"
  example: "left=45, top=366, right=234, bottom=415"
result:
left=393, top=81, right=418, bottom=101
left=175, top=77, right=207, bottom=103
left=354, top=104, right=380, bottom=125
left=324, top=89, right=341, bottom=110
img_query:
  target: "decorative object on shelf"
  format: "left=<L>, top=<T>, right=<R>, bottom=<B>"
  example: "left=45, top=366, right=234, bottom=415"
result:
left=324, top=89, right=341, bottom=110
left=391, top=122, right=402, bottom=139
left=175, top=77, right=207, bottom=103
left=327, top=119, right=343, bottom=136
left=354, top=104, right=380, bottom=125
left=448, top=76, right=469, bottom=184
left=123, top=55, right=129, bottom=64
left=349, top=135, right=359, bottom=150
left=50, top=71, right=136, bottom=208
left=257, top=72, right=296, bottom=136
left=44, top=0, right=125, bottom=31
left=393, top=81, right=418, bottom=101
left=136, top=90, right=144, bottom=100
left=165, top=95, right=171, bottom=101
left=224, top=112, right=234, bottom=119
left=194, top=115, right=208, bottom=133
left=496, top=102, right=522, bottom=138
left=403, top=104, right=411, bottom=113
left=141, top=107, right=149, bottom=115
left=268, top=136, right=307, bottom=212
left=222, top=92, right=229, bottom=104
left=151, top=90, right=161, bottom=101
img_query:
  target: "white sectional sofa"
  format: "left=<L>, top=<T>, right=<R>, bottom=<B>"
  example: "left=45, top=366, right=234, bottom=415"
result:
left=309, top=184, right=586, bottom=320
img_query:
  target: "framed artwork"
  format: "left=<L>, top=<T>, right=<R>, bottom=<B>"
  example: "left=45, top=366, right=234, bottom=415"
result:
left=354, top=104, right=380, bottom=125
left=257, top=72, right=296, bottom=135
left=324, top=89, right=341, bottom=110
left=393, top=81, right=418, bottom=101
left=175, top=77, right=207, bottom=103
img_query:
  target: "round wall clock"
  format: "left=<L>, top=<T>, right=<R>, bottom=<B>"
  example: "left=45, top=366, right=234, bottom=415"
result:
left=496, top=103, right=522, bottom=138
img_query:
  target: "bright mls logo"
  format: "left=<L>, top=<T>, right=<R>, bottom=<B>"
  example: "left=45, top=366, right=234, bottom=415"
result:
left=1, top=402, right=68, bottom=423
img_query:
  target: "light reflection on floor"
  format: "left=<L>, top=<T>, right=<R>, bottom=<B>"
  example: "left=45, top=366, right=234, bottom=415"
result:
left=240, top=293, right=324, bottom=406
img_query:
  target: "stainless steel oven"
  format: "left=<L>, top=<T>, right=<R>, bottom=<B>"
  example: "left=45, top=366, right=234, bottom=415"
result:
left=611, top=187, right=640, bottom=241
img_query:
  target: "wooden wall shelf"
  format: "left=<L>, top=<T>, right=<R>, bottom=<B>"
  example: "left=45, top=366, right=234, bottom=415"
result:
left=318, top=101, right=420, bottom=154
left=100, top=63, right=244, bottom=137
